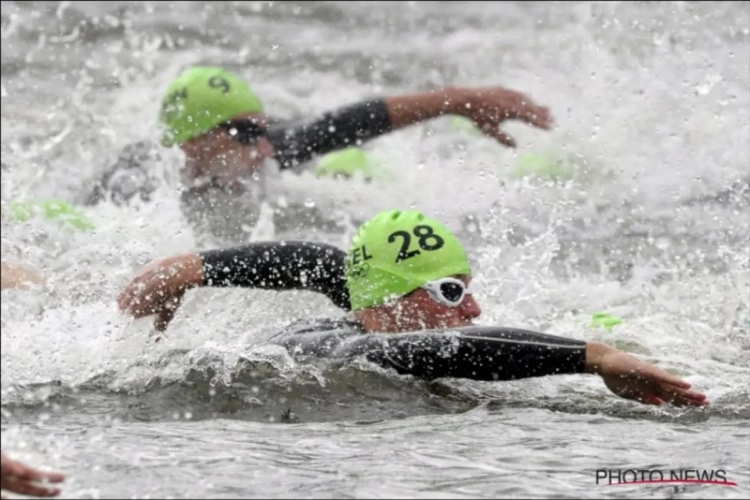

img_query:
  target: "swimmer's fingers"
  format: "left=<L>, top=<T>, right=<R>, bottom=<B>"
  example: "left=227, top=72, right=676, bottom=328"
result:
left=632, top=362, right=692, bottom=390
left=153, top=296, right=183, bottom=332
left=0, top=478, right=62, bottom=498
left=511, top=101, right=554, bottom=130
left=479, top=123, right=517, bottom=148
left=655, top=384, right=708, bottom=407
left=0, top=456, right=64, bottom=498
left=469, top=88, right=554, bottom=130
left=1, top=456, right=65, bottom=483
left=122, top=285, right=182, bottom=320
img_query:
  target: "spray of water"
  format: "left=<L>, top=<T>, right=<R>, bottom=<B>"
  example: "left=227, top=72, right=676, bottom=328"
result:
left=1, top=2, right=748, bottom=495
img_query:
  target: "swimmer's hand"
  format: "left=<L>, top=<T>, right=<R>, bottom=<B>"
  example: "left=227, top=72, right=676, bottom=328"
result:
left=118, top=253, right=204, bottom=332
left=585, top=342, right=708, bottom=407
left=451, top=87, right=554, bottom=147
left=0, top=454, right=65, bottom=498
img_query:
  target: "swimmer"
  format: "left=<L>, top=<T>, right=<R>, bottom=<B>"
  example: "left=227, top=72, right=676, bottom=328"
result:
left=119, top=209, right=708, bottom=408
left=85, top=66, right=551, bottom=203
left=0, top=198, right=97, bottom=290
left=82, top=67, right=551, bottom=239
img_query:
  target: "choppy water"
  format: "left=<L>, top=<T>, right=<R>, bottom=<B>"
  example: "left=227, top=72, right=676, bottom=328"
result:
left=1, top=1, right=749, bottom=498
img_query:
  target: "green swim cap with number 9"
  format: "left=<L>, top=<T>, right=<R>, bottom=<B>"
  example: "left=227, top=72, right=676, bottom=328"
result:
left=159, top=66, right=264, bottom=147
left=346, top=209, right=472, bottom=311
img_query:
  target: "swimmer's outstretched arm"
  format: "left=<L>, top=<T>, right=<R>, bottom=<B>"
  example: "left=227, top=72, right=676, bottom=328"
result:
left=343, top=329, right=707, bottom=406
left=118, top=241, right=351, bottom=331
left=362, top=327, right=588, bottom=382
left=268, top=87, right=554, bottom=169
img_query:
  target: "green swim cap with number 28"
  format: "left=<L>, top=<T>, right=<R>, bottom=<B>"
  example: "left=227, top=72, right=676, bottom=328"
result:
left=159, top=66, right=264, bottom=147
left=346, top=209, right=472, bottom=311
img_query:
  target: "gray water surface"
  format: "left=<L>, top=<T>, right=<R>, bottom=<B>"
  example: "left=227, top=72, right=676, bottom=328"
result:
left=1, top=1, right=749, bottom=498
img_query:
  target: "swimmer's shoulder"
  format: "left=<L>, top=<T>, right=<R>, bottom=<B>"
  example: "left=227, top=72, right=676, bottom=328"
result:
left=279, top=316, right=364, bottom=337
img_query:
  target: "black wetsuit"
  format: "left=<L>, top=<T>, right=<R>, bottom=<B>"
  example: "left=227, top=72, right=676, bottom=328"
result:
left=199, top=241, right=588, bottom=382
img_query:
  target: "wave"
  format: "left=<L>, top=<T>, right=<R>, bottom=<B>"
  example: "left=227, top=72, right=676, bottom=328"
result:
left=2, top=345, right=746, bottom=426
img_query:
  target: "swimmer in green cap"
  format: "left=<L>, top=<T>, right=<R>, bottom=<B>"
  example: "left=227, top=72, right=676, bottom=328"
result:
left=313, top=146, right=396, bottom=183
left=119, top=209, right=708, bottom=408
left=0, top=199, right=95, bottom=290
left=83, top=66, right=552, bottom=211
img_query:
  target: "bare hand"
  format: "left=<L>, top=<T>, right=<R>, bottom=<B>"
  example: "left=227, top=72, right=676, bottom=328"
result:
left=1, top=454, right=65, bottom=498
left=118, top=253, right=204, bottom=332
left=459, top=87, right=554, bottom=147
left=586, top=342, right=708, bottom=407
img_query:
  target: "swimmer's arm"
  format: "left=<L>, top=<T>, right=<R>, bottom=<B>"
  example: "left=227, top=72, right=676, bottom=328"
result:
left=266, top=89, right=468, bottom=169
left=378, top=328, right=588, bottom=381
left=199, top=241, right=352, bottom=310
left=373, top=330, right=707, bottom=406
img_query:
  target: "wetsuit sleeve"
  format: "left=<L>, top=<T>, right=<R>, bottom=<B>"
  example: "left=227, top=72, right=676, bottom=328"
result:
left=198, top=241, right=351, bottom=311
left=265, top=99, right=393, bottom=170
left=345, top=327, right=587, bottom=381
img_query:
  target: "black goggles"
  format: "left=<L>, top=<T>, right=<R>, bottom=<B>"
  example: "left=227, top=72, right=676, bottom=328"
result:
left=219, top=119, right=267, bottom=145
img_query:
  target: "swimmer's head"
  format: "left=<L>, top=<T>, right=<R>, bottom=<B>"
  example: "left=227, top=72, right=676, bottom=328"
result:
left=314, top=147, right=395, bottom=184
left=159, top=66, right=274, bottom=182
left=159, top=66, right=265, bottom=147
left=346, top=209, right=481, bottom=332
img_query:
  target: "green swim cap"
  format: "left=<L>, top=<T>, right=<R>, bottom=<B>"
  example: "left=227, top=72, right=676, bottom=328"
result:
left=315, top=147, right=376, bottom=180
left=346, top=209, right=472, bottom=311
left=589, top=312, right=623, bottom=331
left=1, top=199, right=96, bottom=231
left=512, top=150, right=576, bottom=181
left=159, top=66, right=264, bottom=147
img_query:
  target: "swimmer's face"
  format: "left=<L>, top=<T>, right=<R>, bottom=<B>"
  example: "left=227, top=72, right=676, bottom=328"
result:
left=181, top=112, right=274, bottom=182
left=389, top=275, right=481, bottom=332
